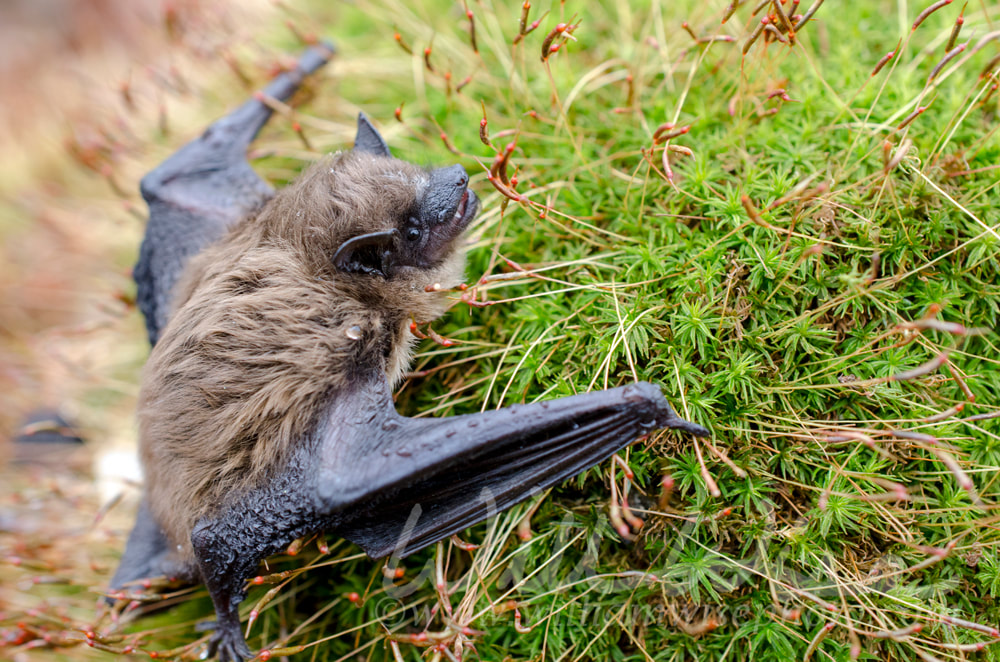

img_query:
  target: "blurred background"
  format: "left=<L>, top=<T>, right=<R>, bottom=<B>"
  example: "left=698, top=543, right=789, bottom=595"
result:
left=0, top=4, right=317, bottom=650
left=0, top=0, right=329, bottom=482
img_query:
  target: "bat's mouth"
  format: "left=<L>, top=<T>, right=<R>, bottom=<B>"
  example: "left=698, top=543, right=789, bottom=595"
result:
left=452, top=191, right=470, bottom=223
left=448, top=189, right=479, bottom=233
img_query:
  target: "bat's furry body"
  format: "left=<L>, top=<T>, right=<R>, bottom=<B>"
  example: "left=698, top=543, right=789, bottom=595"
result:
left=111, top=43, right=709, bottom=662
left=141, top=152, right=461, bottom=558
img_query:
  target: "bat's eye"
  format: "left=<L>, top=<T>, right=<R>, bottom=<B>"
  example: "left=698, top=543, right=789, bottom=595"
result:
left=405, top=227, right=422, bottom=242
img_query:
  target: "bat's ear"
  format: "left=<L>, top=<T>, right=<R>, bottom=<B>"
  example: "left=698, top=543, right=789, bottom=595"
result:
left=353, top=113, right=392, bottom=157
left=333, top=229, right=400, bottom=278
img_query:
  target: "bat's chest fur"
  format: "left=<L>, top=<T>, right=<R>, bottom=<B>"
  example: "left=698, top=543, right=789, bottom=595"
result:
left=137, top=242, right=451, bottom=558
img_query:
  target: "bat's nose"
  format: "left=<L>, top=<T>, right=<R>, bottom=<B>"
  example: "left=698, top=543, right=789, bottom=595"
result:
left=430, top=164, right=468, bottom=193
left=422, top=165, right=471, bottom=226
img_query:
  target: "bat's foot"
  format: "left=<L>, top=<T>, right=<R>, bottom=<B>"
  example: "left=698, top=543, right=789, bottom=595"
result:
left=206, top=625, right=252, bottom=662
left=190, top=516, right=298, bottom=662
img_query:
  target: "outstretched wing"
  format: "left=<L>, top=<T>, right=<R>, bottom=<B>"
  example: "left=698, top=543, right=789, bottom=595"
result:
left=134, top=42, right=335, bottom=345
left=312, top=375, right=709, bottom=559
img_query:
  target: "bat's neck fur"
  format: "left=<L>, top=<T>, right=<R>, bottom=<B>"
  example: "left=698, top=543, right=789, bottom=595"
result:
left=139, top=151, right=467, bottom=558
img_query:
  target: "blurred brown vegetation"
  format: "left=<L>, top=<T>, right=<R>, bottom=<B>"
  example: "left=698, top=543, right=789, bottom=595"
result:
left=0, top=4, right=300, bottom=656
left=0, top=0, right=280, bottom=458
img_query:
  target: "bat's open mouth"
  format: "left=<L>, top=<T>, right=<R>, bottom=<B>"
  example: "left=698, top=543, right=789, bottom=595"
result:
left=452, top=191, right=469, bottom=223
left=449, top=189, right=479, bottom=232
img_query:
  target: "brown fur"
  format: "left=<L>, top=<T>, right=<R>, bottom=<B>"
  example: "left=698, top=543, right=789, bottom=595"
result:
left=138, top=151, right=467, bottom=558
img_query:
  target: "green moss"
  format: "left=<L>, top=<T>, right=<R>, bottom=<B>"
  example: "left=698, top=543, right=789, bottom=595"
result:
left=126, top=0, right=1000, bottom=659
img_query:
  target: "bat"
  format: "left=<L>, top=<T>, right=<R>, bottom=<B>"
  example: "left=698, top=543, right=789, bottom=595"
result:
left=110, top=42, right=710, bottom=662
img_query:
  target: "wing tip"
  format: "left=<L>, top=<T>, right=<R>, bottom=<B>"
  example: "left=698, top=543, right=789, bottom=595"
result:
left=661, top=412, right=711, bottom=437
left=627, top=381, right=710, bottom=437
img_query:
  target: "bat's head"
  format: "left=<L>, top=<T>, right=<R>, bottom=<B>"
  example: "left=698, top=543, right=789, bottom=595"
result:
left=331, top=114, right=480, bottom=280
left=245, top=114, right=478, bottom=381
left=263, top=114, right=478, bottom=318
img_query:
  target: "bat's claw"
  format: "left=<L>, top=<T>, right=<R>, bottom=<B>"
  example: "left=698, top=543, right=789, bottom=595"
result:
left=206, top=626, right=252, bottom=662
left=661, top=410, right=711, bottom=437
left=194, top=618, right=218, bottom=633
left=622, top=382, right=710, bottom=437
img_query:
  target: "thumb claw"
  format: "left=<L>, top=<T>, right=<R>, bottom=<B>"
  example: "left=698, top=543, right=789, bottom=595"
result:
left=662, top=409, right=710, bottom=437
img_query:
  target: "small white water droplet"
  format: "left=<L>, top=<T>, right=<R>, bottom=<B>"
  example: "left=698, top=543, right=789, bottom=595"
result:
left=346, top=325, right=362, bottom=340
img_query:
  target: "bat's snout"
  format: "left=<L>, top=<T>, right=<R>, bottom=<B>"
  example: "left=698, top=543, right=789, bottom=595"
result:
left=417, top=164, right=479, bottom=264
left=422, top=165, right=478, bottom=228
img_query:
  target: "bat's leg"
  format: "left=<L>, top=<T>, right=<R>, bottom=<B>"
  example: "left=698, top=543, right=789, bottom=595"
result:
left=189, top=521, right=255, bottom=662
left=188, top=456, right=325, bottom=662
left=108, top=499, right=196, bottom=602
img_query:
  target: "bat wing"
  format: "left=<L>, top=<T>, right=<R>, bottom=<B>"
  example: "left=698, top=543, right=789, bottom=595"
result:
left=313, top=375, right=709, bottom=559
left=134, top=42, right=334, bottom=344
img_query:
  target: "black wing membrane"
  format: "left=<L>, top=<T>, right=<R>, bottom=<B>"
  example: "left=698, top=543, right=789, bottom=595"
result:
left=317, top=376, right=709, bottom=559
left=134, top=42, right=335, bottom=345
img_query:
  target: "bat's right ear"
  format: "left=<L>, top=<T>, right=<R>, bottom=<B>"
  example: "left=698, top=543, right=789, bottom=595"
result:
left=354, top=113, right=392, bottom=157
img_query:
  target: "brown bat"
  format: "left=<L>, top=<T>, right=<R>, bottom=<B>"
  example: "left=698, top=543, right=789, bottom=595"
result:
left=110, top=42, right=709, bottom=662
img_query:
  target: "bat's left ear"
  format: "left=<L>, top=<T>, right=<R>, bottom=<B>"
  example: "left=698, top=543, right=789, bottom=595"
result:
left=353, top=113, right=392, bottom=157
left=332, top=229, right=400, bottom=277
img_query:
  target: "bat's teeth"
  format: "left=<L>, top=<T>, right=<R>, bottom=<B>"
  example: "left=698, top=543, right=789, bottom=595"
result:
left=452, top=190, right=469, bottom=223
